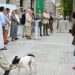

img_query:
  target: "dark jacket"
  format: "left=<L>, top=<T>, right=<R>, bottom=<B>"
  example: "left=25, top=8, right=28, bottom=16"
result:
left=21, top=13, right=26, bottom=25
left=71, top=22, right=75, bottom=36
left=72, top=22, right=75, bottom=45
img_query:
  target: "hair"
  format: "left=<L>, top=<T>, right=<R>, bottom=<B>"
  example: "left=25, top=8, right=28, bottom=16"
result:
left=0, top=6, right=5, bottom=11
left=72, top=12, right=75, bottom=19
left=6, top=8, right=10, bottom=11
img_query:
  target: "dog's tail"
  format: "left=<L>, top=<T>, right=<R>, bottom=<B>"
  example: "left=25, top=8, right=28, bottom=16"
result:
left=27, top=54, right=35, bottom=58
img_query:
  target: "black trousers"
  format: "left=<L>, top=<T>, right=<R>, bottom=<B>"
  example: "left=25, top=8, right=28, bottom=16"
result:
left=43, top=24, right=48, bottom=35
left=72, top=36, right=75, bottom=45
left=49, top=22, right=53, bottom=33
left=39, top=21, right=42, bottom=36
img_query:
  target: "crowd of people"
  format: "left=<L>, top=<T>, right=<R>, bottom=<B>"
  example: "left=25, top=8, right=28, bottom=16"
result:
left=21, top=8, right=53, bottom=38
left=0, top=6, right=54, bottom=75
left=0, top=6, right=54, bottom=49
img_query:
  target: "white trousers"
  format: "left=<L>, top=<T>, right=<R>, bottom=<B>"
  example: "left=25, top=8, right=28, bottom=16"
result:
left=0, top=22, right=4, bottom=49
left=0, top=51, right=11, bottom=71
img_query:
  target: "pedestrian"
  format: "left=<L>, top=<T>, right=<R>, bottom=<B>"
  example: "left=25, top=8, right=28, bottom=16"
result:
left=10, top=9, right=20, bottom=41
left=31, top=8, right=35, bottom=37
left=0, top=11, right=12, bottom=75
left=25, top=8, right=33, bottom=39
left=0, top=50, right=12, bottom=75
left=0, top=6, right=7, bottom=50
left=3, top=8, right=10, bottom=44
left=71, top=12, right=75, bottom=56
left=42, top=10, right=50, bottom=36
left=6, top=8, right=10, bottom=42
left=49, top=15, right=53, bottom=34
left=36, top=10, right=43, bottom=36
left=21, top=9, right=26, bottom=38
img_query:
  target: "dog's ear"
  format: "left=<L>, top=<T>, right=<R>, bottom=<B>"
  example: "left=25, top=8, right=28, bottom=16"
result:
left=14, top=56, right=18, bottom=59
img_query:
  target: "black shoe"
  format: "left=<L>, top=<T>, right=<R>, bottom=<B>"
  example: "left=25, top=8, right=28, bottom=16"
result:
left=46, top=34, right=49, bottom=36
left=7, top=40, right=10, bottom=42
left=4, top=70, right=10, bottom=75
left=15, top=38, right=19, bottom=40
left=40, top=34, right=42, bottom=36
left=4, top=42, right=8, bottom=45
left=22, top=36, right=24, bottom=38
left=0, top=47, right=7, bottom=50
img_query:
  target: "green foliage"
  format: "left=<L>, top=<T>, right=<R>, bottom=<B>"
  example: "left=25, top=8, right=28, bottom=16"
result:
left=6, top=0, right=10, bottom=4
left=60, top=0, right=73, bottom=16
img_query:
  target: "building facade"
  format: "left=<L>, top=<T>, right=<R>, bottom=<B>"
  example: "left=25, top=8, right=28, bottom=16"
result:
left=0, top=0, right=6, bottom=4
left=0, top=0, right=56, bottom=16
left=73, top=0, right=75, bottom=12
left=56, top=0, right=61, bottom=18
left=44, top=0, right=56, bottom=17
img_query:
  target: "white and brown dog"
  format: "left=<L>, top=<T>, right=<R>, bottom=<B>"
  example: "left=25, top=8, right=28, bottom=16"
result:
left=11, top=54, right=36, bottom=75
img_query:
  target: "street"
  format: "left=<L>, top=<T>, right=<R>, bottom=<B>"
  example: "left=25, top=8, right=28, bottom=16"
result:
left=0, top=21, right=75, bottom=75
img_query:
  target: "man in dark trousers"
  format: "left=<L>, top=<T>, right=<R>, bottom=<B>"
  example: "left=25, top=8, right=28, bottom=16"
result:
left=36, top=10, right=43, bottom=36
left=21, top=9, right=26, bottom=37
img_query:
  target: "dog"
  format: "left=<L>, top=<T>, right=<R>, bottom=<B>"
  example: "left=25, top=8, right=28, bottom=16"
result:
left=11, top=54, right=36, bottom=75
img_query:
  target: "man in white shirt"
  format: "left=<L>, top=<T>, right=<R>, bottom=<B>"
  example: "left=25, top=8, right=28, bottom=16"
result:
left=0, top=6, right=7, bottom=50
left=0, top=6, right=12, bottom=75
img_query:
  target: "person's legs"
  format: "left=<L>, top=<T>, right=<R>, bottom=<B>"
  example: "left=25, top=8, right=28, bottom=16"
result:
left=46, top=24, right=48, bottom=35
left=39, top=21, right=42, bottom=36
left=43, top=24, right=46, bottom=36
left=0, top=51, right=12, bottom=75
left=50, top=23, right=53, bottom=34
left=22, top=25, right=25, bottom=37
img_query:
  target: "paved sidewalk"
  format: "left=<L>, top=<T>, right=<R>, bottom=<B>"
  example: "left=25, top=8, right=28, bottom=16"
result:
left=0, top=20, right=75, bottom=75
left=0, top=31, right=75, bottom=75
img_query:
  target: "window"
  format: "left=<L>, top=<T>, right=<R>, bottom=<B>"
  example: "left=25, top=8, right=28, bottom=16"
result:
left=20, top=0, right=23, bottom=12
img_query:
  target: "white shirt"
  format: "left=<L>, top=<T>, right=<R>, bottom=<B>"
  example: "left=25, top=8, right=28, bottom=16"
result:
left=0, top=12, right=6, bottom=26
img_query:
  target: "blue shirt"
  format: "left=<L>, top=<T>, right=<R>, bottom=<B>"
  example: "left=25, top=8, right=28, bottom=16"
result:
left=0, top=12, right=6, bottom=26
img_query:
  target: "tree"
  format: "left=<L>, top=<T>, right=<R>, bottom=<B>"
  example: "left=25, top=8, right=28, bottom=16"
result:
left=60, top=0, right=73, bottom=20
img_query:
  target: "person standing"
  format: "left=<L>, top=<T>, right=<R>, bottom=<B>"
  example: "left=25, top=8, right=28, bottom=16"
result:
left=0, top=7, right=12, bottom=75
left=37, top=10, right=42, bottom=36
left=21, top=9, right=26, bottom=38
left=6, top=8, right=10, bottom=42
left=42, top=10, right=50, bottom=36
left=10, top=9, right=20, bottom=41
left=3, top=8, right=10, bottom=44
left=31, top=8, right=35, bottom=37
left=49, top=16, right=53, bottom=34
left=0, top=6, right=7, bottom=50
left=25, top=8, right=33, bottom=39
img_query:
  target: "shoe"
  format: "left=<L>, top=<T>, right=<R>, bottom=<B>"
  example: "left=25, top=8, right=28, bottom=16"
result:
left=7, top=40, right=10, bottom=42
left=4, top=42, right=8, bottom=45
left=22, top=36, right=24, bottom=38
left=4, top=70, right=10, bottom=75
left=11, top=39, right=15, bottom=41
left=40, top=34, right=42, bottom=36
left=46, top=34, right=49, bottom=36
left=0, top=47, right=7, bottom=50
left=15, top=38, right=19, bottom=40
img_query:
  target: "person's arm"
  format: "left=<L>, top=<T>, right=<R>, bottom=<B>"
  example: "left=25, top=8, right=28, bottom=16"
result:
left=1, top=15, right=6, bottom=26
